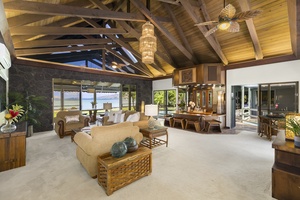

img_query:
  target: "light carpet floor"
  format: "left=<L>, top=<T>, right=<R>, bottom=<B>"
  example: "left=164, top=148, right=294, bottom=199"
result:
left=0, top=127, right=276, bottom=200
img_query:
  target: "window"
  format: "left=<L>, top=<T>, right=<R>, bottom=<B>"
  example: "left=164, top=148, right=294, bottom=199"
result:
left=154, top=90, right=176, bottom=116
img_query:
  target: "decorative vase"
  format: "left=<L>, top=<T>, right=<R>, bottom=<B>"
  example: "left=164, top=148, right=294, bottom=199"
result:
left=1, top=120, right=17, bottom=133
left=294, top=136, right=300, bottom=148
left=274, top=129, right=286, bottom=145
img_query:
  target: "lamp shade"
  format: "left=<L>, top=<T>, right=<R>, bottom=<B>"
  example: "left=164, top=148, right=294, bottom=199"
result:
left=145, top=104, right=158, bottom=116
left=103, top=103, right=112, bottom=110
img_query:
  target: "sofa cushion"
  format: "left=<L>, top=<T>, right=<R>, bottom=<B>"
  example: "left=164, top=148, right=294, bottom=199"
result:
left=65, top=115, right=80, bottom=123
left=108, top=110, right=122, bottom=122
left=126, top=112, right=140, bottom=122
left=113, top=113, right=125, bottom=123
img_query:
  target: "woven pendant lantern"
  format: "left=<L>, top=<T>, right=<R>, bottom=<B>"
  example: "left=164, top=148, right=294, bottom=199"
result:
left=139, top=21, right=157, bottom=64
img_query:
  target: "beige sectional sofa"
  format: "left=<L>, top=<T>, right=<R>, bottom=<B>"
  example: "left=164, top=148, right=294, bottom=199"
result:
left=73, top=122, right=143, bottom=178
left=102, top=111, right=148, bottom=129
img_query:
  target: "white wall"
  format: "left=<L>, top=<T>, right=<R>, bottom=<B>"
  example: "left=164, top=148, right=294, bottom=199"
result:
left=226, top=59, right=300, bottom=127
left=153, top=78, right=174, bottom=90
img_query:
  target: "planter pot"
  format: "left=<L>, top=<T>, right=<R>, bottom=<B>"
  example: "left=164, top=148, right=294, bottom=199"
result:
left=294, top=136, right=300, bottom=148
left=26, top=125, right=33, bottom=137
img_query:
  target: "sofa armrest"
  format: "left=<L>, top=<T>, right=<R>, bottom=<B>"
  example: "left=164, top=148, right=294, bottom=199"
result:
left=54, top=117, right=65, bottom=138
left=74, top=132, right=93, bottom=154
left=79, top=115, right=90, bottom=126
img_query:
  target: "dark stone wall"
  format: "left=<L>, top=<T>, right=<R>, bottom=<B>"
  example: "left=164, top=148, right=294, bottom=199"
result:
left=9, top=63, right=152, bottom=133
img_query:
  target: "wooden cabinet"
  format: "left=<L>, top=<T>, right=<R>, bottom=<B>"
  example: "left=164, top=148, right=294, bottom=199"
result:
left=272, top=141, right=300, bottom=200
left=173, top=63, right=224, bottom=86
left=0, top=123, right=26, bottom=172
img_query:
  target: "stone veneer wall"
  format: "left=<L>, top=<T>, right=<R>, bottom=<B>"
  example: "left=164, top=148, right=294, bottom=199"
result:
left=9, top=63, right=152, bottom=133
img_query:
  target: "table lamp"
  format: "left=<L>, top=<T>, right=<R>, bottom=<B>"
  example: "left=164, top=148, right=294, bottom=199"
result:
left=103, top=102, right=112, bottom=116
left=145, top=104, right=158, bottom=129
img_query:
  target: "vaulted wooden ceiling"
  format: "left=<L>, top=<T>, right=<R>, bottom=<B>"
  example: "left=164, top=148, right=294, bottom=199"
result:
left=2, top=0, right=300, bottom=78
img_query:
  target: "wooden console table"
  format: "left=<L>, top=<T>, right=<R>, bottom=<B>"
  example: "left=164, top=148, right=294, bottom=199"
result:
left=272, top=140, right=300, bottom=200
left=0, top=122, right=26, bottom=172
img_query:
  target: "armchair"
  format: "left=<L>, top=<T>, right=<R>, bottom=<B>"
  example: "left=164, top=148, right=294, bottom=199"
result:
left=54, top=110, right=90, bottom=138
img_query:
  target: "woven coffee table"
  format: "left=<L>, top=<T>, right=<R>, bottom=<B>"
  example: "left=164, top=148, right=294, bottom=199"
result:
left=97, top=147, right=152, bottom=195
left=140, top=126, right=168, bottom=149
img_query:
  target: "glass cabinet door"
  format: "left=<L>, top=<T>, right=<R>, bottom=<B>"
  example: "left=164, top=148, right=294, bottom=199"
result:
left=202, top=91, right=206, bottom=108
left=208, top=90, right=213, bottom=108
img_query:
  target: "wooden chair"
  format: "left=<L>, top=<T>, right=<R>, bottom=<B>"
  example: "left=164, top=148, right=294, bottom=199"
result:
left=172, top=118, right=185, bottom=129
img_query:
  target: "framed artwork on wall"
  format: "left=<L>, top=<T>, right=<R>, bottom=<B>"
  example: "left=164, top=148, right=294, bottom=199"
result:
left=179, top=68, right=196, bottom=84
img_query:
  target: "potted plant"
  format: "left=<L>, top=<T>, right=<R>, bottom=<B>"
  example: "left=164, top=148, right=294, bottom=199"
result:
left=286, top=117, right=300, bottom=148
left=8, top=91, right=48, bottom=137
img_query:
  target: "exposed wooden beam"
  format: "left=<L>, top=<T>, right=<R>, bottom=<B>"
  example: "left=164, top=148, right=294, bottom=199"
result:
left=11, top=18, right=85, bottom=44
left=10, top=26, right=127, bottom=36
left=164, top=3, right=198, bottom=64
left=238, top=0, right=263, bottom=60
left=107, top=47, right=154, bottom=77
left=287, top=0, right=300, bottom=58
left=15, top=44, right=116, bottom=56
left=131, top=0, right=194, bottom=61
left=155, top=33, right=178, bottom=68
left=82, top=17, right=154, bottom=77
left=89, top=0, right=169, bottom=73
left=180, top=0, right=228, bottom=65
left=14, top=38, right=112, bottom=48
left=226, top=54, right=297, bottom=70
left=15, top=57, right=152, bottom=80
left=6, top=0, right=92, bottom=28
left=4, top=1, right=146, bottom=22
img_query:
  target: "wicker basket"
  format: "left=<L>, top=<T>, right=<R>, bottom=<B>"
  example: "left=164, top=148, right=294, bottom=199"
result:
left=97, top=147, right=152, bottom=195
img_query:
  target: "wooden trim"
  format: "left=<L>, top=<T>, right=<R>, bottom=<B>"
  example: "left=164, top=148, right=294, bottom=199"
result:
left=14, top=57, right=152, bottom=80
left=226, top=54, right=297, bottom=70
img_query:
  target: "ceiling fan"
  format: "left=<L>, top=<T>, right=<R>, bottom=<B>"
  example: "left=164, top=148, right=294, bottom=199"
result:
left=195, top=3, right=262, bottom=37
left=111, top=61, right=126, bottom=69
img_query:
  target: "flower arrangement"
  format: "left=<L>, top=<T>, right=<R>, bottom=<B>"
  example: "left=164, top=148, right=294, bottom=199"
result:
left=189, top=101, right=195, bottom=109
left=4, top=104, right=25, bottom=123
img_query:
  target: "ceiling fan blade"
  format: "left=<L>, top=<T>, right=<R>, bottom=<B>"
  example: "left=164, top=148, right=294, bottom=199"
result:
left=219, top=4, right=236, bottom=19
left=227, top=22, right=240, bottom=32
left=118, top=64, right=127, bottom=67
left=204, top=26, right=219, bottom=37
left=195, top=21, right=218, bottom=26
left=233, top=10, right=262, bottom=22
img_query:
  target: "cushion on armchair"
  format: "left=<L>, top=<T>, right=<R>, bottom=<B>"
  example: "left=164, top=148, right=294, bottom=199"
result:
left=65, top=115, right=80, bottom=123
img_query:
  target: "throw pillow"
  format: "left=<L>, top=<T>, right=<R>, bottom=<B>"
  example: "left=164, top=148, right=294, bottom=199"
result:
left=114, top=113, right=124, bottom=123
left=65, top=115, right=79, bottom=123
left=120, top=113, right=125, bottom=123
left=126, top=112, right=140, bottom=122
left=108, top=110, right=122, bottom=122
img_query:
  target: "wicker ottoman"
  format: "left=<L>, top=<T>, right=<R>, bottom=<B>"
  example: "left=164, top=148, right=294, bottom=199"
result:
left=97, top=147, right=152, bottom=195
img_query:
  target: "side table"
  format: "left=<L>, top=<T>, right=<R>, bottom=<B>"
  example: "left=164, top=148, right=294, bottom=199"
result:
left=0, top=121, right=26, bottom=172
left=97, top=147, right=152, bottom=195
left=140, top=126, right=168, bottom=149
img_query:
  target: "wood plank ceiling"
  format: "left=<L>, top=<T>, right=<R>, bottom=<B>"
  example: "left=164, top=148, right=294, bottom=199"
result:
left=2, top=0, right=299, bottom=78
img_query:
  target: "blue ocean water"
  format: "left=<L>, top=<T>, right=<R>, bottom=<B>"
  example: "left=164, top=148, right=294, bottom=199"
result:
left=54, top=99, right=121, bottom=110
